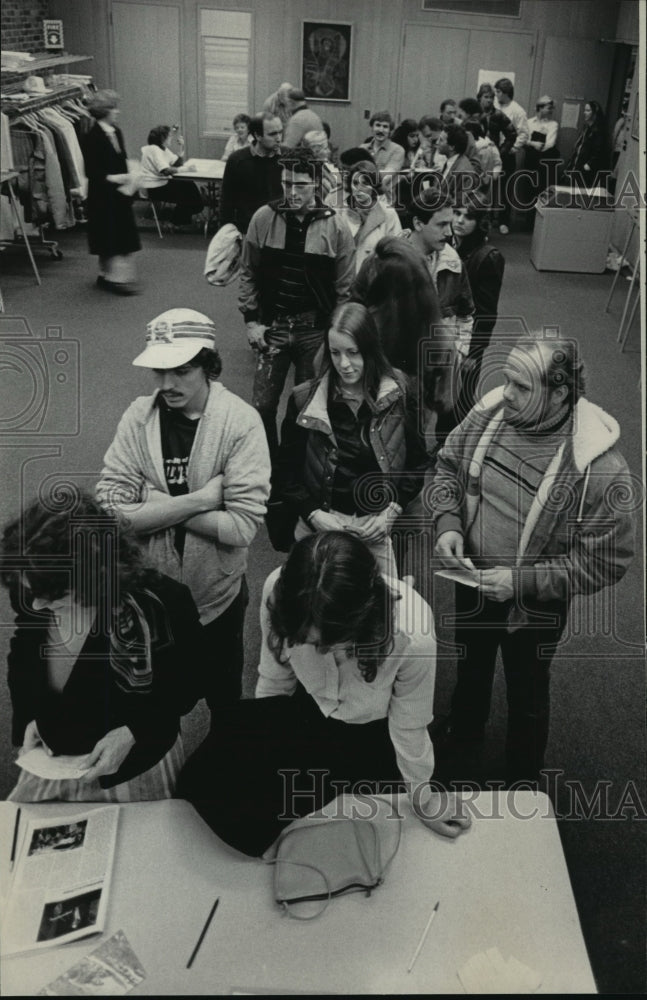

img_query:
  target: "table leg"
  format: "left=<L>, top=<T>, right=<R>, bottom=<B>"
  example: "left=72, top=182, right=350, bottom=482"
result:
left=605, top=217, right=636, bottom=313
left=616, top=258, right=639, bottom=344
left=620, top=285, right=640, bottom=353
left=205, top=180, right=218, bottom=237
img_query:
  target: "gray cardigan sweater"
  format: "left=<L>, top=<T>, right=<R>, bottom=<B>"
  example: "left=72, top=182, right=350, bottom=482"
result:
left=97, top=382, right=271, bottom=624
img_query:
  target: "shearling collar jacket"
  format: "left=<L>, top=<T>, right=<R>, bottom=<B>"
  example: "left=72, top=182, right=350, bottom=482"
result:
left=275, top=371, right=428, bottom=520
left=431, top=385, right=635, bottom=628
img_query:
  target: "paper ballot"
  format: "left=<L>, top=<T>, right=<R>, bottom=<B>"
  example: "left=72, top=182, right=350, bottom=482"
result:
left=17, top=747, right=90, bottom=781
left=434, top=557, right=480, bottom=588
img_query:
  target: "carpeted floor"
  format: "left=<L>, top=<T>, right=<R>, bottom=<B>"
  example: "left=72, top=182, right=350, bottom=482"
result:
left=0, top=221, right=644, bottom=993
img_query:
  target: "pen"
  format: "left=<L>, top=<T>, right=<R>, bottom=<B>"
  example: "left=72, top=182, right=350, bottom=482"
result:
left=186, top=897, right=220, bottom=969
left=407, top=900, right=439, bottom=973
left=10, top=807, right=21, bottom=871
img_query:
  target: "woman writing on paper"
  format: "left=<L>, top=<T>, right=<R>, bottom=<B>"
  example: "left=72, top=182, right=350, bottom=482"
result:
left=270, top=302, right=427, bottom=576
left=0, top=491, right=204, bottom=802
left=140, top=125, right=204, bottom=228
left=178, top=531, right=471, bottom=856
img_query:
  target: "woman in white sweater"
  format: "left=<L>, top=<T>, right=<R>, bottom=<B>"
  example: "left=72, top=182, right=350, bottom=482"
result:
left=221, top=113, right=253, bottom=161
left=140, top=125, right=203, bottom=226
left=177, top=531, right=471, bottom=856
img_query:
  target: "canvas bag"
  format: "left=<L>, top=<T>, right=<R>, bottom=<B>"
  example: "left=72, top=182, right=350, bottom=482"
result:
left=265, top=803, right=402, bottom=920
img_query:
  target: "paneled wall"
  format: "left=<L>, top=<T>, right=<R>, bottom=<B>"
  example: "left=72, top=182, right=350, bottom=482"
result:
left=48, top=0, right=624, bottom=157
left=615, top=0, right=640, bottom=43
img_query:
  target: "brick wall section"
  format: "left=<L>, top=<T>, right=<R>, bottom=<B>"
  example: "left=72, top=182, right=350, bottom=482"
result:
left=1, top=0, right=51, bottom=54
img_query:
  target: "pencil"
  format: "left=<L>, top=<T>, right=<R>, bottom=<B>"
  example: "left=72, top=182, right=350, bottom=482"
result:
left=186, top=897, right=220, bottom=969
left=10, top=807, right=21, bottom=871
left=407, top=900, right=439, bottom=973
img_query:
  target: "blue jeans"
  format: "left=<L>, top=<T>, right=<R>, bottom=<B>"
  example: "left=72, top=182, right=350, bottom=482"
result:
left=252, top=320, right=324, bottom=458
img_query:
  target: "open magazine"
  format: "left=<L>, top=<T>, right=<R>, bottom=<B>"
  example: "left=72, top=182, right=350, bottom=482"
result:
left=1, top=806, right=119, bottom=957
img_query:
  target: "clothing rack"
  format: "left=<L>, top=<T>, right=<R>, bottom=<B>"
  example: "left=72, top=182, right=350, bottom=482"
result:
left=1, top=85, right=90, bottom=262
left=1, top=84, right=86, bottom=118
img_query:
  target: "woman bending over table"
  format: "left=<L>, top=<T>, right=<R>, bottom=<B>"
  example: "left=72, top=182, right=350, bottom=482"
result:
left=0, top=491, right=204, bottom=802
left=177, top=531, right=471, bottom=856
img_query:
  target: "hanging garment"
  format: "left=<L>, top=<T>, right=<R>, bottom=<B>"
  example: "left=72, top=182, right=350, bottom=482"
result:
left=38, top=106, right=87, bottom=196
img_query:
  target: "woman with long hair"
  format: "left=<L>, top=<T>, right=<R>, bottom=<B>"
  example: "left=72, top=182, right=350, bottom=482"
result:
left=262, top=81, right=295, bottom=126
left=565, top=100, right=609, bottom=186
left=140, top=124, right=203, bottom=227
left=451, top=194, right=505, bottom=419
left=0, top=491, right=203, bottom=802
left=391, top=118, right=421, bottom=168
left=177, top=531, right=471, bottom=856
left=271, top=302, right=428, bottom=576
left=350, top=236, right=454, bottom=421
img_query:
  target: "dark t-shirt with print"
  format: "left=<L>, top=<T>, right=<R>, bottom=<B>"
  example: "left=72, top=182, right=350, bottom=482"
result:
left=158, top=397, right=199, bottom=556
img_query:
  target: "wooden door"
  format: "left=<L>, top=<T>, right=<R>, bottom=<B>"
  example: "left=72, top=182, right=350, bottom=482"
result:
left=465, top=28, right=535, bottom=109
left=398, top=24, right=535, bottom=124
left=111, top=1, right=181, bottom=157
left=398, top=24, right=470, bottom=123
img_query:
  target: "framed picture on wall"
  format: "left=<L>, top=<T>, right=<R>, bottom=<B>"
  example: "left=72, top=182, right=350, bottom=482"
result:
left=301, top=21, right=352, bottom=102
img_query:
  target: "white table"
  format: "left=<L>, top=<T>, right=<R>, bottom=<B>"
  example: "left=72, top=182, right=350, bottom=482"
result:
left=174, top=158, right=225, bottom=234
left=0, top=794, right=596, bottom=995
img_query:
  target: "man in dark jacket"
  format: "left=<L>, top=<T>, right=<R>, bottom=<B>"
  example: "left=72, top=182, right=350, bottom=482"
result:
left=437, top=125, right=482, bottom=200
left=238, top=148, right=355, bottom=456
left=219, top=112, right=284, bottom=235
left=476, top=85, right=518, bottom=156
left=431, top=336, right=635, bottom=783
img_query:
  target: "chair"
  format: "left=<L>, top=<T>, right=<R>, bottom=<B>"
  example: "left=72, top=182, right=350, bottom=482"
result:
left=138, top=188, right=164, bottom=239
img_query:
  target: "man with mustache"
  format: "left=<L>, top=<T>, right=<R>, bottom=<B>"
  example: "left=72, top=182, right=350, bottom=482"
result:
left=430, top=336, right=634, bottom=783
left=97, top=308, right=271, bottom=714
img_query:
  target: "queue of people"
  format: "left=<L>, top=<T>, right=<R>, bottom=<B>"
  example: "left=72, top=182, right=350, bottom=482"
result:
left=1, top=80, right=632, bottom=865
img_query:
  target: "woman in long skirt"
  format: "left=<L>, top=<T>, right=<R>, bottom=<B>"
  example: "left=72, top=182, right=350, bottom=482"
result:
left=82, top=90, right=141, bottom=294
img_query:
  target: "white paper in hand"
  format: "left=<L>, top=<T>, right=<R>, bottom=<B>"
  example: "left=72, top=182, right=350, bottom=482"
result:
left=434, top=557, right=479, bottom=588
left=117, top=159, right=144, bottom=196
left=17, top=747, right=90, bottom=780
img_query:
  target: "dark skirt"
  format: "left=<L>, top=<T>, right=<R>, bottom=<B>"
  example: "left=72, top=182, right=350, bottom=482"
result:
left=176, top=686, right=402, bottom=857
left=86, top=182, right=141, bottom=257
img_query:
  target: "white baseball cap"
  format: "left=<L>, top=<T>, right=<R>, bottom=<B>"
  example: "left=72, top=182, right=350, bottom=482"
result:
left=133, top=308, right=217, bottom=369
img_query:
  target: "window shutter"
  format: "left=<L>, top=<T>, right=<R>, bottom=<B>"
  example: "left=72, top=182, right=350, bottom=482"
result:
left=200, top=10, right=252, bottom=136
left=203, top=36, right=249, bottom=134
